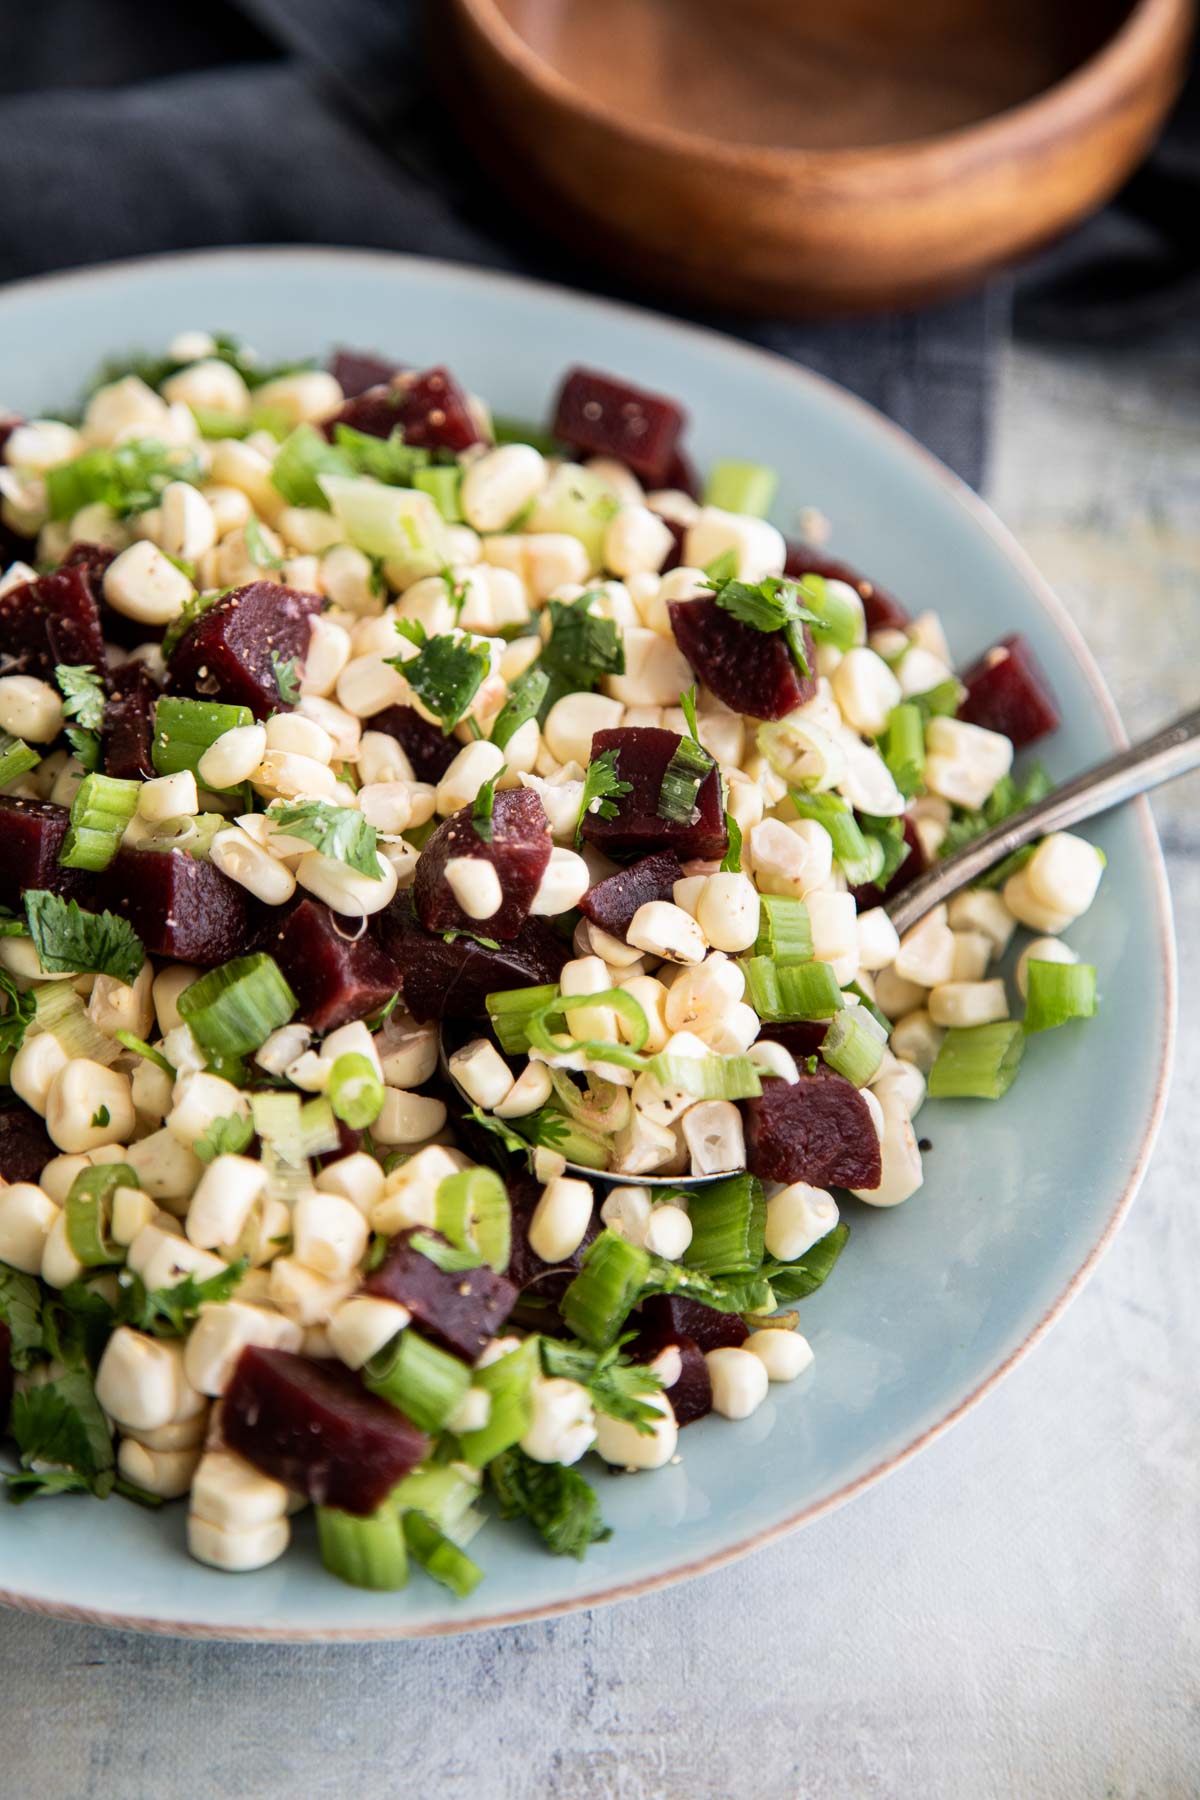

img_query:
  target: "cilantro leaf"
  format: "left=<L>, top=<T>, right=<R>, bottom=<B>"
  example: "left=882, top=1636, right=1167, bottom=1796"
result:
left=45, top=440, right=206, bottom=522
left=270, top=800, right=381, bottom=878
left=488, top=1446, right=611, bottom=1560
left=0, top=967, right=35, bottom=1056
left=388, top=630, right=491, bottom=734
left=575, top=747, right=632, bottom=847
left=8, top=1370, right=115, bottom=1496
left=115, top=1260, right=247, bottom=1338
left=466, top=1103, right=534, bottom=1160
left=90, top=1105, right=111, bottom=1130
left=195, top=1112, right=255, bottom=1163
left=54, top=664, right=107, bottom=732
left=707, top=574, right=821, bottom=677
left=270, top=651, right=300, bottom=704
left=939, top=763, right=1053, bottom=862
left=440, top=566, right=469, bottom=621
left=332, top=422, right=427, bottom=487
left=535, top=592, right=626, bottom=718
left=84, top=335, right=314, bottom=401
left=471, top=768, right=503, bottom=844
left=679, top=683, right=702, bottom=745
left=763, top=1222, right=850, bottom=1300
left=24, top=890, right=145, bottom=985
left=65, top=726, right=102, bottom=771
left=0, top=1268, right=45, bottom=1370
left=489, top=665, right=550, bottom=752
left=721, top=812, right=743, bottom=874
left=539, top=1334, right=663, bottom=1433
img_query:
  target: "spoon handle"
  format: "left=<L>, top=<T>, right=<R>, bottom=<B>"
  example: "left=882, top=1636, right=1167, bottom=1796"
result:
left=885, top=704, right=1200, bottom=937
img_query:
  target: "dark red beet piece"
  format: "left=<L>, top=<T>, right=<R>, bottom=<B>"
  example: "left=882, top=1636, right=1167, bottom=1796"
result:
left=322, top=383, right=405, bottom=442
left=414, top=789, right=551, bottom=942
left=378, top=892, right=570, bottom=1022
left=850, top=815, right=925, bottom=913
left=743, top=1066, right=882, bottom=1190
left=224, top=1347, right=428, bottom=1516
left=266, top=898, right=401, bottom=1033
left=395, top=366, right=481, bottom=453
left=958, top=634, right=1060, bottom=749
left=552, top=368, right=686, bottom=488
left=0, top=562, right=105, bottom=680
left=329, top=349, right=404, bottom=397
left=0, top=1322, right=12, bottom=1433
left=166, top=580, right=322, bottom=720
left=579, top=850, right=684, bottom=940
left=62, top=541, right=117, bottom=585
left=0, top=797, right=73, bottom=907
left=784, top=543, right=910, bottom=633
left=103, top=661, right=159, bottom=781
left=637, top=1293, right=748, bottom=1353
left=581, top=727, right=727, bottom=862
left=669, top=597, right=815, bottom=723
left=368, top=703, right=460, bottom=783
left=659, top=516, right=687, bottom=573
left=99, top=848, right=247, bottom=966
left=364, top=1229, right=517, bottom=1362
left=0, top=1101, right=53, bottom=1184
left=759, top=1020, right=829, bottom=1060
left=666, top=1339, right=712, bottom=1426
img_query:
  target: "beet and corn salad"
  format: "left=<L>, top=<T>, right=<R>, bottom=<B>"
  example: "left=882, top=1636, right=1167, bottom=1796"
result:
left=0, top=335, right=1102, bottom=1593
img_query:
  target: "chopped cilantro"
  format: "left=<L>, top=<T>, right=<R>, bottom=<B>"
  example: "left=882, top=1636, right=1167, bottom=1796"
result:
left=387, top=624, right=491, bottom=734
left=0, top=967, right=35, bottom=1057
left=488, top=1447, right=611, bottom=1560
left=408, top=1231, right=483, bottom=1274
left=270, top=651, right=301, bottom=705
left=678, top=683, right=702, bottom=746
left=575, top=747, right=632, bottom=847
left=706, top=573, right=821, bottom=678
left=535, top=592, right=625, bottom=717
left=90, top=1105, right=111, bottom=1130
left=440, top=566, right=469, bottom=621
left=489, top=665, right=550, bottom=752
left=269, top=799, right=381, bottom=878
left=471, top=768, right=503, bottom=844
left=539, top=1334, right=663, bottom=1433
left=24, top=890, right=145, bottom=985
left=721, top=813, right=743, bottom=873
left=0, top=1268, right=45, bottom=1370
left=162, top=587, right=225, bottom=661
left=116, top=1260, right=247, bottom=1338
left=7, top=1370, right=115, bottom=1501
left=45, top=440, right=206, bottom=522
left=54, top=664, right=106, bottom=732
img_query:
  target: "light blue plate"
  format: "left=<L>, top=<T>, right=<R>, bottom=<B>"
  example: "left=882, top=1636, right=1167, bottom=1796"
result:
left=0, top=250, right=1175, bottom=1639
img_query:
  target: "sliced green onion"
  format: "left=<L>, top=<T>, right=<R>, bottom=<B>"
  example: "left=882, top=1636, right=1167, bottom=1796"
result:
left=59, top=773, right=140, bottom=871
left=64, top=1162, right=137, bottom=1267
left=683, top=1173, right=765, bottom=1276
left=911, top=679, right=965, bottom=720
left=741, top=956, right=844, bottom=1022
left=788, top=790, right=876, bottom=887
left=0, top=733, right=40, bottom=788
left=152, top=696, right=254, bottom=779
left=33, top=981, right=121, bottom=1065
left=489, top=666, right=550, bottom=752
left=525, top=987, right=649, bottom=1065
left=702, top=458, right=777, bottom=518
left=114, top=1030, right=176, bottom=1077
left=435, top=1168, right=511, bottom=1272
left=412, top=465, right=463, bottom=523
left=561, top=1230, right=651, bottom=1349
left=458, top=1336, right=540, bottom=1466
left=520, top=1108, right=611, bottom=1169
left=657, top=734, right=713, bottom=825
left=327, top=1052, right=385, bottom=1129
left=1024, top=961, right=1098, bottom=1034
left=178, top=953, right=296, bottom=1056
left=644, top=1053, right=762, bottom=1102
left=402, top=1511, right=483, bottom=1598
left=316, top=1504, right=409, bottom=1591
left=485, top=983, right=561, bottom=1055
left=843, top=981, right=892, bottom=1037
left=795, top=573, right=862, bottom=652
left=753, top=895, right=813, bottom=963
left=820, top=1008, right=885, bottom=1087
left=390, top=1464, right=482, bottom=1534
left=927, top=1021, right=1026, bottom=1100
left=364, top=1329, right=472, bottom=1434
left=883, top=703, right=925, bottom=799
left=300, top=1096, right=341, bottom=1157
left=270, top=423, right=351, bottom=509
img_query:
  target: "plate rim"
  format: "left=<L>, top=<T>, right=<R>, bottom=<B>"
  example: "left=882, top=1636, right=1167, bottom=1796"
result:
left=0, top=245, right=1177, bottom=1641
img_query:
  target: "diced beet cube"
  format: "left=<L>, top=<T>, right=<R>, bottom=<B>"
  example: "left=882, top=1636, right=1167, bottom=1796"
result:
left=63, top=540, right=150, bottom=651
left=0, top=1101, right=53, bottom=1184
left=99, top=847, right=247, bottom=966
left=322, top=383, right=405, bottom=443
left=224, top=1347, right=428, bottom=1516
left=395, top=366, right=481, bottom=453
left=659, top=516, right=687, bottom=573
left=850, top=815, right=924, bottom=913
left=580, top=727, right=727, bottom=861
left=329, top=348, right=404, bottom=398
left=552, top=368, right=686, bottom=488
left=504, top=1171, right=599, bottom=1302
left=368, top=703, right=460, bottom=784
left=0, top=1322, right=11, bottom=1433
left=743, top=1066, right=882, bottom=1189
left=103, top=661, right=159, bottom=781
left=637, top=1293, right=748, bottom=1353
left=958, top=633, right=1060, bottom=749
left=665, top=447, right=701, bottom=501
left=62, top=541, right=117, bottom=586
left=0, top=562, right=105, bottom=680
left=784, top=542, right=910, bottom=633
left=666, top=1339, right=712, bottom=1426
left=579, top=850, right=683, bottom=940
left=166, top=580, right=322, bottom=720
left=378, top=892, right=570, bottom=1022
left=669, top=597, right=816, bottom=722
left=266, top=898, right=401, bottom=1033
left=414, top=789, right=551, bottom=942
left=0, top=797, right=73, bottom=908
left=364, top=1228, right=517, bottom=1361
left=758, top=1020, right=829, bottom=1061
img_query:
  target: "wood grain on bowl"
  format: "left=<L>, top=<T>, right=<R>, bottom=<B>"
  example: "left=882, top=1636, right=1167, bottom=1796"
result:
left=441, top=0, right=1194, bottom=314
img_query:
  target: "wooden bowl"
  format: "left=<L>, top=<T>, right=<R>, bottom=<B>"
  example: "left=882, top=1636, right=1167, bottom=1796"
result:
left=442, top=0, right=1193, bottom=315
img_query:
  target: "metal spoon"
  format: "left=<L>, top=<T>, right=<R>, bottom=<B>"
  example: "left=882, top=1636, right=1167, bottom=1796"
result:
left=443, top=702, right=1200, bottom=1183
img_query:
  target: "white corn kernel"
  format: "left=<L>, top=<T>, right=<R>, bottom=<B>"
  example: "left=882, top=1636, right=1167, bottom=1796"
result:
left=856, top=905, right=901, bottom=972
left=889, top=1009, right=944, bottom=1072
left=1002, top=867, right=1075, bottom=935
left=40, top=1210, right=85, bottom=1289
left=872, top=1058, right=927, bottom=1121
left=129, top=1222, right=225, bottom=1288
left=748, top=1039, right=800, bottom=1083
left=542, top=690, right=625, bottom=769
left=594, top=1391, right=678, bottom=1469
left=83, top=375, right=172, bottom=446
left=765, top=1183, right=839, bottom=1261
left=615, top=975, right=671, bottom=1053
left=336, top=652, right=409, bottom=719
left=1025, top=832, right=1104, bottom=920
left=295, top=847, right=398, bottom=916
left=854, top=1093, right=924, bottom=1206
left=528, top=845, right=591, bottom=915
left=529, top=1176, right=593, bottom=1264
left=1016, top=935, right=1078, bottom=998
left=928, top=978, right=1009, bottom=1028
left=681, top=1099, right=745, bottom=1175
left=950, top=928, right=993, bottom=982
left=182, top=1155, right=267, bottom=1253
left=611, top=1111, right=681, bottom=1176
left=462, top=443, right=547, bottom=532
left=320, top=543, right=379, bottom=616
left=442, top=854, right=503, bottom=922
left=197, top=723, right=267, bottom=791
left=599, top=1185, right=652, bottom=1246
left=873, top=965, right=928, bottom=1020
left=832, top=647, right=902, bottom=737
left=520, top=1377, right=596, bottom=1466
left=158, top=481, right=216, bottom=560
left=0, top=1183, right=59, bottom=1273
left=923, top=716, right=1014, bottom=811
left=684, top=506, right=785, bottom=583
left=137, top=769, right=198, bottom=825
left=118, top=1436, right=201, bottom=1500
left=435, top=739, right=506, bottom=816
left=893, top=905, right=956, bottom=988
left=5, top=418, right=82, bottom=471
left=747, top=1329, right=814, bottom=1383
left=627, top=900, right=706, bottom=965
left=263, top=711, right=334, bottom=764
left=328, top=1295, right=412, bottom=1372
left=188, top=1512, right=290, bottom=1573
left=695, top=872, right=760, bottom=953
left=111, top=1184, right=157, bottom=1246
left=162, top=358, right=250, bottom=415
left=603, top=504, right=673, bottom=579
left=166, top=1071, right=249, bottom=1146
left=371, top=1144, right=460, bottom=1234
left=190, top=1449, right=290, bottom=1531
left=372, top=1088, right=448, bottom=1148
left=603, top=626, right=692, bottom=707
left=493, top=1060, right=554, bottom=1117
left=253, top=749, right=341, bottom=802
left=0, top=674, right=63, bottom=743
left=96, top=1328, right=188, bottom=1432
left=376, top=1018, right=437, bottom=1092
left=807, top=890, right=860, bottom=985
left=749, top=817, right=833, bottom=899
left=125, top=1128, right=204, bottom=1203
left=314, top=1153, right=385, bottom=1219
left=268, top=1257, right=356, bottom=1328
left=210, top=825, right=297, bottom=905
left=643, top=1202, right=692, bottom=1261
left=706, top=1346, right=770, bottom=1420
left=448, top=1038, right=515, bottom=1111
left=253, top=369, right=343, bottom=425
left=44, top=1060, right=135, bottom=1153
left=103, top=540, right=194, bottom=626
left=38, top=1154, right=90, bottom=1206
left=292, top=1190, right=369, bottom=1280
left=152, top=965, right=200, bottom=1035
left=10, top=1031, right=69, bottom=1116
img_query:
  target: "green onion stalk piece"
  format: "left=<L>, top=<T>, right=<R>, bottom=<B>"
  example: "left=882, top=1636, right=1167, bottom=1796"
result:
left=485, top=983, right=561, bottom=1056
left=787, top=790, right=877, bottom=887
left=402, top=1511, right=484, bottom=1598
left=64, top=1161, right=138, bottom=1266
left=927, top=1021, right=1026, bottom=1100
left=1023, top=961, right=1098, bottom=1034
left=434, top=1167, right=512, bottom=1272
left=882, top=702, right=926, bottom=799
left=364, top=1329, right=472, bottom=1435
left=0, top=732, right=40, bottom=788
left=457, top=1336, right=540, bottom=1467
left=683, top=1173, right=766, bottom=1276
left=524, top=987, right=650, bottom=1069
left=819, top=1007, right=886, bottom=1087
left=59, top=773, right=141, bottom=871
left=741, top=955, right=844, bottom=1023
left=560, top=1230, right=651, bottom=1349
left=796, top=573, right=862, bottom=652
left=657, top=735, right=714, bottom=826
left=327, top=1052, right=385, bottom=1129
left=151, top=696, right=254, bottom=779
left=753, top=895, right=813, bottom=963
left=643, top=1053, right=762, bottom=1102
left=178, top=953, right=297, bottom=1057
left=702, top=458, right=778, bottom=518
left=317, top=1504, right=409, bottom=1591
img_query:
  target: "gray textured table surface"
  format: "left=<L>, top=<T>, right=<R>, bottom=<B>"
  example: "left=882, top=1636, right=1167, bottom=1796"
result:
left=3, top=342, right=1198, bottom=1800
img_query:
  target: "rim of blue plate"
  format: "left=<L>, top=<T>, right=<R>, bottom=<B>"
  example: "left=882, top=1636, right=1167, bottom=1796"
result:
left=0, top=247, right=1177, bottom=1640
